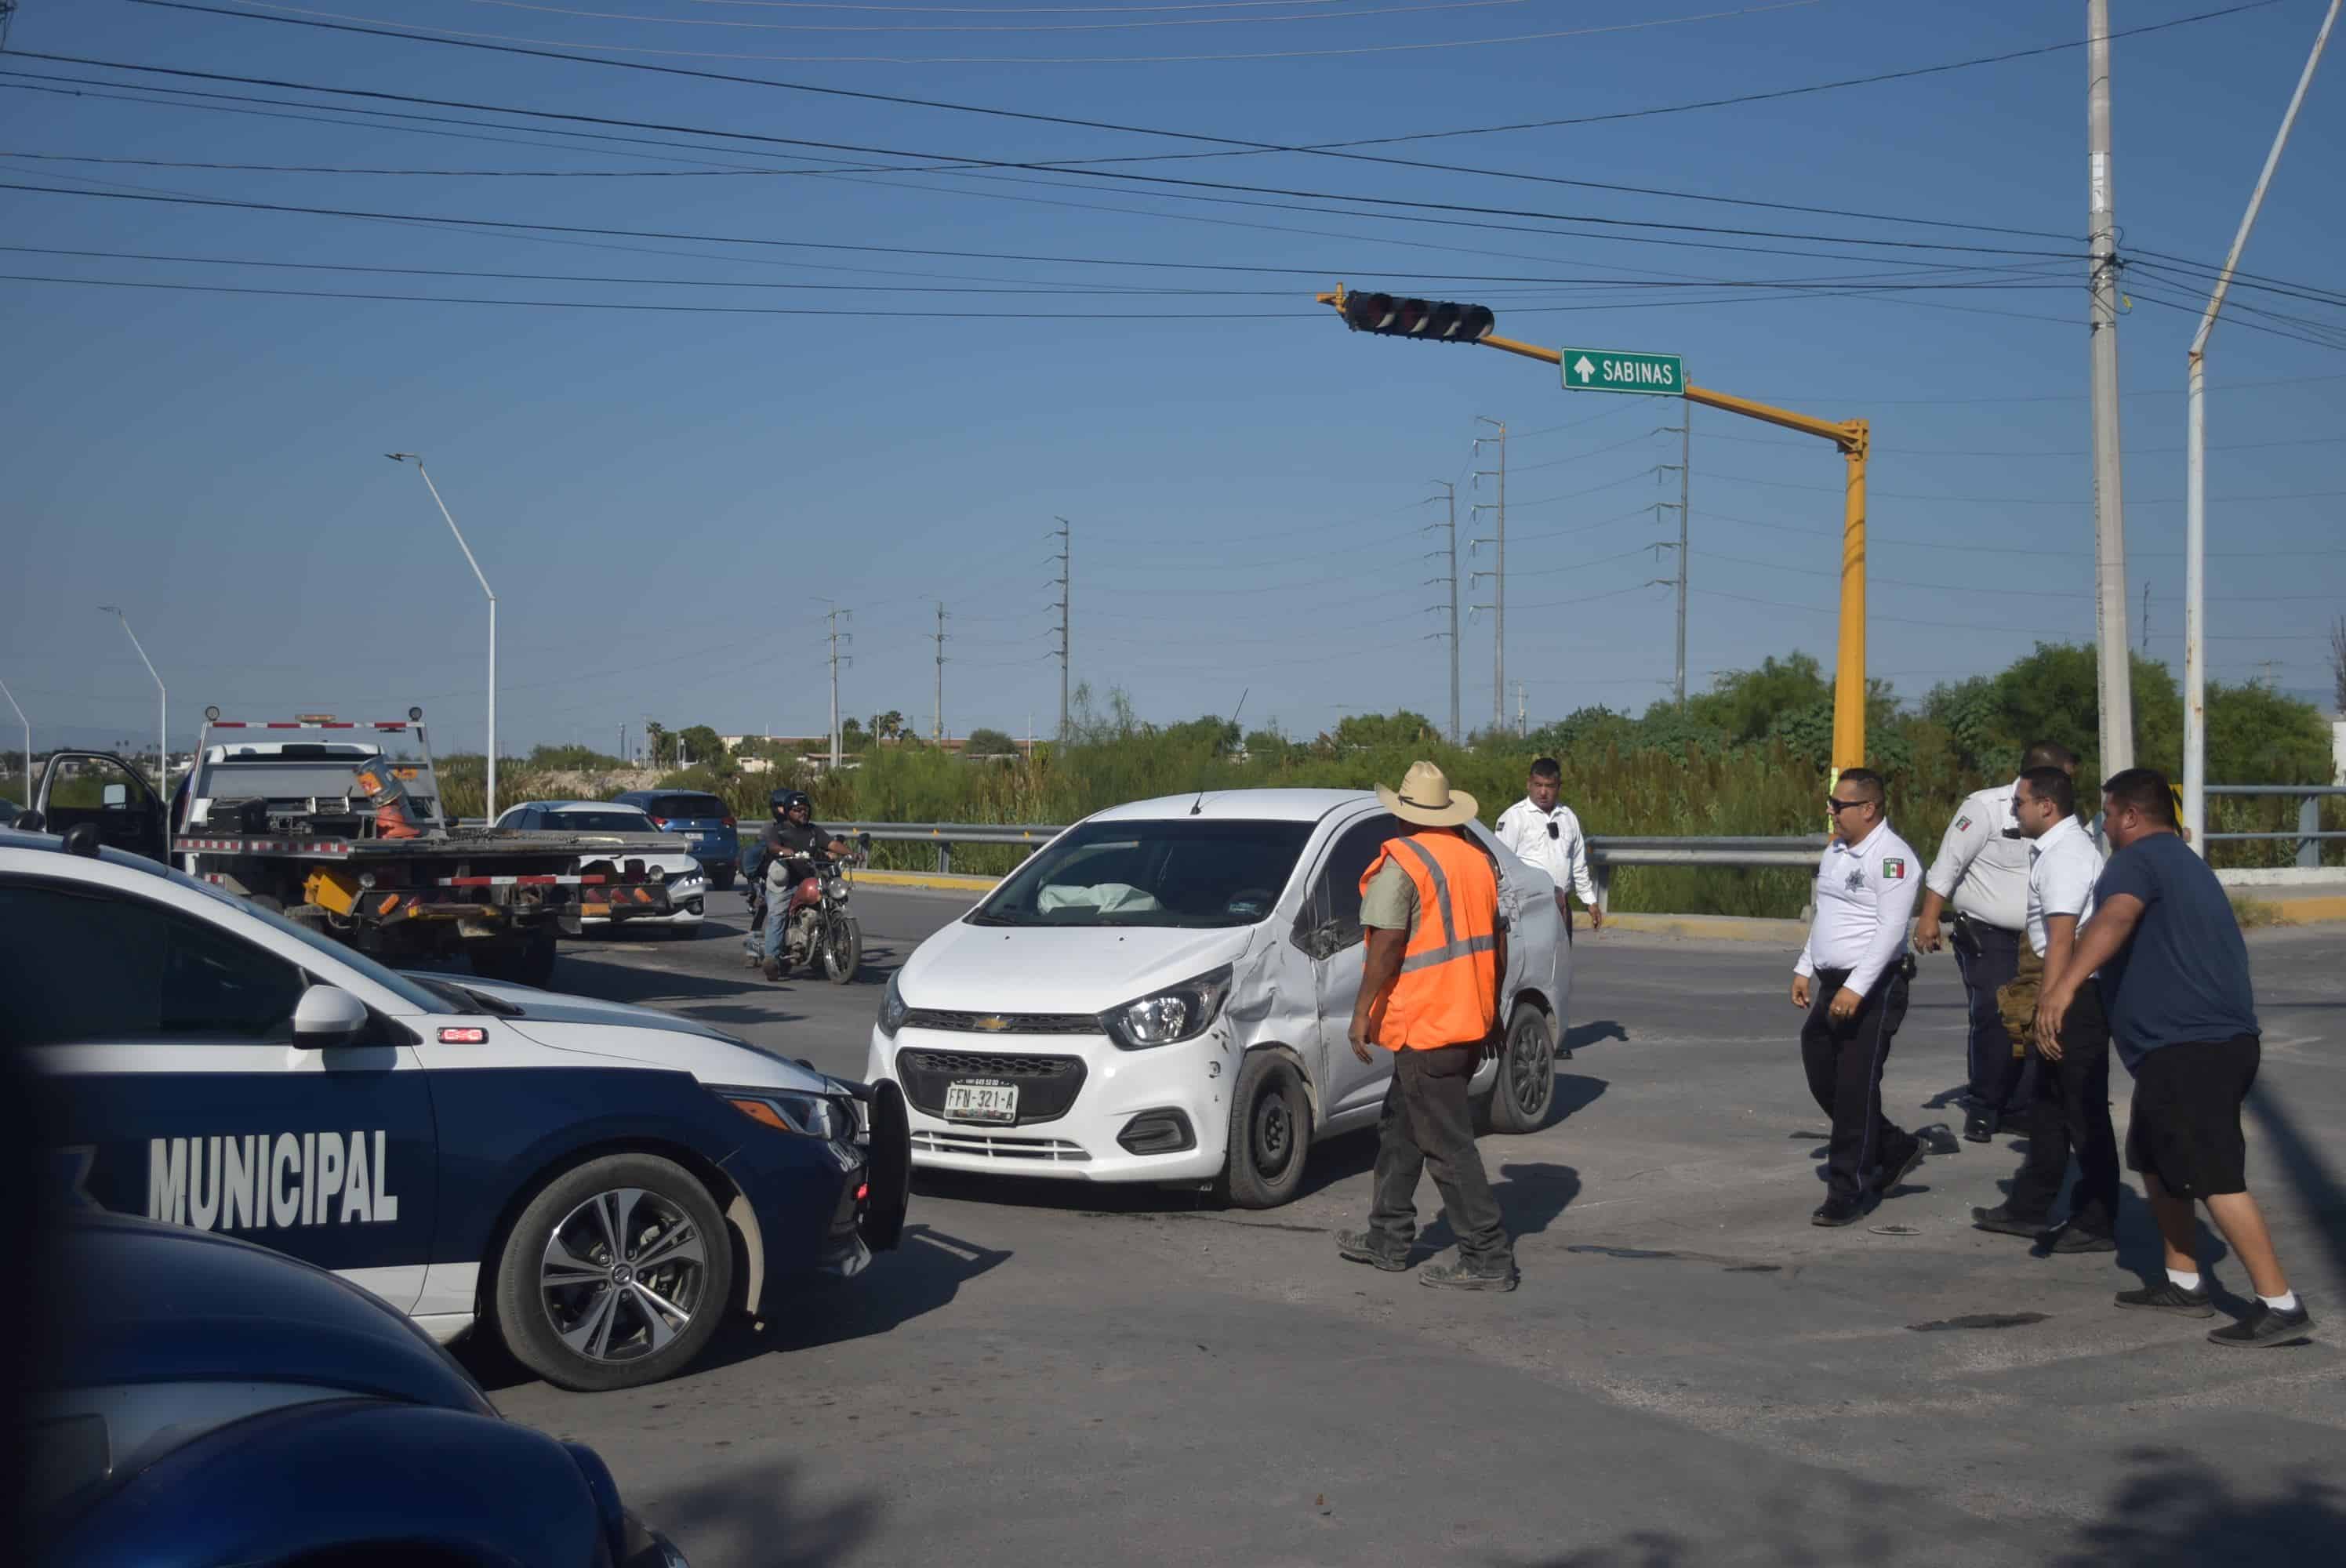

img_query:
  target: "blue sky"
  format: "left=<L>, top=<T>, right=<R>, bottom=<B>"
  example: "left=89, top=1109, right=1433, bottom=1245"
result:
left=3, top=0, right=2341, bottom=759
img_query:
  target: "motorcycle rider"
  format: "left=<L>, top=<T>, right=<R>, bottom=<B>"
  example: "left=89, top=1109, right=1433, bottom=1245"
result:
left=747, top=790, right=851, bottom=978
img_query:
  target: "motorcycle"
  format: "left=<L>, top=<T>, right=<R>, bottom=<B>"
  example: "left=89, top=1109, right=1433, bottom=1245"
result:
left=751, top=833, right=871, bottom=985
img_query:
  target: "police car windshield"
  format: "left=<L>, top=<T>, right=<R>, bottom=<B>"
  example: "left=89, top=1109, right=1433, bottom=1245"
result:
left=971, top=818, right=1309, bottom=928
left=183, top=875, right=458, bottom=1014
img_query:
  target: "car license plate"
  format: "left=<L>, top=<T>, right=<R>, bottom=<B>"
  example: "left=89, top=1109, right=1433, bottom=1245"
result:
left=943, top=1080, right=1018, bottom=1123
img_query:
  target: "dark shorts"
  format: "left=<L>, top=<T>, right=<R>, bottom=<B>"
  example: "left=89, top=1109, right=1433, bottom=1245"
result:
left=2124, top=1034, right=2260, bottom=1200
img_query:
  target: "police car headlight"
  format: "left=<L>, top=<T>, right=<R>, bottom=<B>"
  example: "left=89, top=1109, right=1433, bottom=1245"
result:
left=719, top=1088, right=839, bottom=1141
left=877, top=970, right=910, bottom=1037
left=1102, top=964, right=1233, bottom=1051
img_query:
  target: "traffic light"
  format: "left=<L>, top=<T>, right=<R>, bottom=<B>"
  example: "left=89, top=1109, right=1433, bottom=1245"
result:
left=1338, top=292, right=1495, bottom=343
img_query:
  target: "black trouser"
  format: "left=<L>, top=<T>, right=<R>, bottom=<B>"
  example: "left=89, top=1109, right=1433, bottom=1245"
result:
left=1367, top=1042, right=1513, bottom=1271
left=1800, top=967, right=1916, bottom=1204
left=2005, top=985, right=2119, bottom=1232
left=1950, top=917, right=2033, bottom=1115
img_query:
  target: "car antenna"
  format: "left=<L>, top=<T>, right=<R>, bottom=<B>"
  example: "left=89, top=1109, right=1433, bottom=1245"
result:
left=1191, top=688, right=1247, bottom=815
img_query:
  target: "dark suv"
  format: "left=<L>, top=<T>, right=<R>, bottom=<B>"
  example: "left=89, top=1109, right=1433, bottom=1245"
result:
left=614, top=789, right=740, bottom=888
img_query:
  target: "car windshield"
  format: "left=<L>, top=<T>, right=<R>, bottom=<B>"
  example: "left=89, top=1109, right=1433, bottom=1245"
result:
left=971, top=818, right=1309, bottom=929
left=546, top=810, right=655, bottom=833
left=648, top=795, right=726, bottom=821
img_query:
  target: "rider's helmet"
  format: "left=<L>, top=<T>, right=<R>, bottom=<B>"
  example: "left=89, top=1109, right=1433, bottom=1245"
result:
left=771, top=788, right=812, bottom=820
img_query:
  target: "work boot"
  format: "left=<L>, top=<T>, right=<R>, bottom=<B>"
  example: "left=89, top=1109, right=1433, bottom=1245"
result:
left=1420, top=1256, right=1517, bottom=1292
left=2045, top=1220, right=2118, bottom=1254
left=1810, top=1195, right=1864, bottom=1228
left=1335, top=1229, right=1410, bottom=1272
left=1872, top=1138, right=1926, bottom=1195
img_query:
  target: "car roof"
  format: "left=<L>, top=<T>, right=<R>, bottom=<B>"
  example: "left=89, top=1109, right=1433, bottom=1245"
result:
left=513, top=800, right=644, bottom=813
left=0, top=827, right=177, bottom=880
left=44, top=1213, right=491, bottom=1414
left=1086, top=788, right=1375, bottom=825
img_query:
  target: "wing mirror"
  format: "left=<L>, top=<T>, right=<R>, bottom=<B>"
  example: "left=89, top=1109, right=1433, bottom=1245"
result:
left=291, top=984, right=370, bottom=1048
left=857, top=832, right=873, bottom=851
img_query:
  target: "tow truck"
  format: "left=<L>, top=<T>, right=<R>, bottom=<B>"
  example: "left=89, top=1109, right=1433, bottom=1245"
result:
left=20, top=707, right=679, bottom=986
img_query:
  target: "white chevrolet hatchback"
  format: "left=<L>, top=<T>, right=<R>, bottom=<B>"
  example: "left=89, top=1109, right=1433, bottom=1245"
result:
left=865, top=790, right=1570, bottom=1207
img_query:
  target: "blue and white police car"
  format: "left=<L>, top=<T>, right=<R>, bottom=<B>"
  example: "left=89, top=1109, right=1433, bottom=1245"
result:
left=6, top=825, right=910, bottom=1392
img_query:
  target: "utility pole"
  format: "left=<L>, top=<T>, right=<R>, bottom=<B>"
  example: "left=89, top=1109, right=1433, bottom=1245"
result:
left=618, top=724, right=626, bottom=765
left=1425, top=481, right=1461, bottom=745
left=932, top=601, right=950, bottom=742
left=1, top=675, right=28, bottom=793
left=2183, top=0, right=2337, bottom=852
left=1513, top=680, right=1528, bottom=737
left=824, top=606, right=852, bottom=770
left=2086, top=0, right=2136, bottom=775
left=1469, top=418, right=1506, bottom=737
left=2141, top=583, right=2152, bottom=654
left=1050, top=518, right=1072, bottom=741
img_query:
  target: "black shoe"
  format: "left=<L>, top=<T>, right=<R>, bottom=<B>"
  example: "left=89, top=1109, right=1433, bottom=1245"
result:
left=1811, top=1196, right=1864, bottom=1228
left=2045, top=1221, right=2119, bottom=1254
left=2115, top=1280, right=2217, bottom=1319
left=1872, top=1140, right=1926, bottom=1195
left=761, top=957, right=783, bottom=982
left=1963, top=1107, right=1997, bottom=1143
left=1335, top=1229, right=1409, bottom=1272
left=1420, top=1258, right=1518, bottom=1292
left=2208, top=1301, right=2314, bottom=1348
left=1971, top=1203, right=2047, bottom=1240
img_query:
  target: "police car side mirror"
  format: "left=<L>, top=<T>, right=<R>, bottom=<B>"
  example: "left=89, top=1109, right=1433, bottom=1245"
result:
left=291, top=984, right=370, bottom=1048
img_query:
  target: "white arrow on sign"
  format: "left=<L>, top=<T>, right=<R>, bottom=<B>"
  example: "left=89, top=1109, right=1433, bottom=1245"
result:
left=1573, top=355, right=1597, bottom=384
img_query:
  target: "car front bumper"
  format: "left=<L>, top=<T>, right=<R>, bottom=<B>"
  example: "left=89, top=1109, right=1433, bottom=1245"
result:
left=582, top=882, right=705, bottom=927
left=866, top=1022, right=1236, bottom=1185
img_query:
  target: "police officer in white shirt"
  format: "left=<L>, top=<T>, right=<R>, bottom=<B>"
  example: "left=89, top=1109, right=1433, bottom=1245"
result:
left=1972, top=765, right=2121, bottom=1252
left=1792, top=768, right=1927, bottom=1226
left=1916, top=742, right=2078, bottom=1143
left=1494, top=757, right=1604, bottom=939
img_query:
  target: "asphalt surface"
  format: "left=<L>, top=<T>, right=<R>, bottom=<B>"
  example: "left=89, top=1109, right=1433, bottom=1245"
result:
left=488, top=888, right=2346, bottom=1567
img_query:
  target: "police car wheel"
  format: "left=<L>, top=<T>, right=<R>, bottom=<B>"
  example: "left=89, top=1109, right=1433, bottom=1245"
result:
left=1221, top=1052, right=1309, bottom=1210
left=1484, top=1002, right=1556, bottom=1135
left=493, top=1153, right=735, bottom=1392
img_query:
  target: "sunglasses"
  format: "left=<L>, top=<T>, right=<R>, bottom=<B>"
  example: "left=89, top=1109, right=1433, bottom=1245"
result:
left=1825, top=797, right=1870, bottom=813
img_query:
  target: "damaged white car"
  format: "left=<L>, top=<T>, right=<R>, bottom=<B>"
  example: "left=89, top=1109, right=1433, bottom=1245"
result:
left=865, top=789, right=1569, bottom=1207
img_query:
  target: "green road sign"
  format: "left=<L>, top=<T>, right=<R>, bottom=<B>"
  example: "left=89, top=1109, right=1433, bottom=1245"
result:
left=1561, top=348, right=1684, bottom=396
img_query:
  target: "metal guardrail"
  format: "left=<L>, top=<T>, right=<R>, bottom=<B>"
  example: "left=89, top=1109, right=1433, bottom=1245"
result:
left=2203, top=785, right=2345, bottom=868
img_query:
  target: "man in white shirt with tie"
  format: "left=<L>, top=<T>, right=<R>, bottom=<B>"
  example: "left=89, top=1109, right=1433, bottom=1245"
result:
left=1493, top=757, right=1603, bottom=941
left=1973, top=764, right=2121, bottom=1253
left=1792, top=768, right=1927, bottom=1227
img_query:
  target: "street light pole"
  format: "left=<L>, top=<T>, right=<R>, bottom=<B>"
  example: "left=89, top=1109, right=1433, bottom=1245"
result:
left=2086, top=0, right=2137, bottom=775
left=0, top=675, right=28, bottom=794
left=2182, top=0, right=2337, bottom=855
left=98, top=605, right=165, bottom=789
left=386, top=454, right=498, bottom=820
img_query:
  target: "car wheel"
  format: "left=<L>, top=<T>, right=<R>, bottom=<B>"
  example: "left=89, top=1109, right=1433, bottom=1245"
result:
left=1484, top=1001, right=1556, bottom=1134
left=492, top=1153, right=735, bottom=1392
left=1222, top=1052, right=1310, bottom=1209
left=823, top=916, right=862, bottom=985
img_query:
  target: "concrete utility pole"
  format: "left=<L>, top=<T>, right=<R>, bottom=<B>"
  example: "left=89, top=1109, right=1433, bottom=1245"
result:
left=1, top=675, right=28, bottom=793
left=98, top=605, right=165, bottom=790
left=1470, top=418, right=1507, bottom=736
left=825, top=606, right=852, bottom=769
left=932, top=601, right=950, bottom=742
left=1426, top=481, right=1462, bottom=745
left=2183, top=0, right=2338, bottom=853
left=2086, top=0, right=2136, bottom=775
left=1051, top=518, right=1072, bottom=741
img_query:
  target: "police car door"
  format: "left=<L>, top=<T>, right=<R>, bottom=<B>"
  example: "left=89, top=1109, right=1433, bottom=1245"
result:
left=5, top=870, right=438, bottom=1311
left=1299, top=810, right=1404, bottom=1123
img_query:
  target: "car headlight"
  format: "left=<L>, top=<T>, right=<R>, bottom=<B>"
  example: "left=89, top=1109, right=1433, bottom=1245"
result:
left=718, top=1087, right=841, bottom=1141
left=1101, top=965, right=1233, bottom=1050
left=877, top=970, right=909, bottom=1037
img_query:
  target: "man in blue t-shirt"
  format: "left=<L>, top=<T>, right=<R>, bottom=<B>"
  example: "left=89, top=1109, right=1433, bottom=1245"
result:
left=2038, top=768, right=2312, bottom=1348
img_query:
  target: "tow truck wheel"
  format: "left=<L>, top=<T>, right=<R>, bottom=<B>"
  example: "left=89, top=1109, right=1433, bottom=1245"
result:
left=492, top=1153, right=735, bottom=1392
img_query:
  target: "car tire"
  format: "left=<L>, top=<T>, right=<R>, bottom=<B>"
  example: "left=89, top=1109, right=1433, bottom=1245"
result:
left=491, top=1153, right=735, bottom=1393
left=824, top=915, right=862, bottom=985
left=710, top=868, right=735, bottom=891
left=1221, top=1051, right=1310, bottom=1209
left=1481, top=1001, right=1556, bottom=1134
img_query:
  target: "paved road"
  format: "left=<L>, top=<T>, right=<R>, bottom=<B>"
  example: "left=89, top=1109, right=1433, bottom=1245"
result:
left=489, top=889, right=2346, bottom=1567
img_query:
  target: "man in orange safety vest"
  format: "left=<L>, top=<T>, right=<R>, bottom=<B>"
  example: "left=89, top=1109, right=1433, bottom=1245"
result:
left=1335, top=760, right=1518, bottom=1291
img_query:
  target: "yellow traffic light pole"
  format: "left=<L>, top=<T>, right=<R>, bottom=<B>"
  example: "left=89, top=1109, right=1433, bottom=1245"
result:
left=1316, top=285, right=1870, bottom=779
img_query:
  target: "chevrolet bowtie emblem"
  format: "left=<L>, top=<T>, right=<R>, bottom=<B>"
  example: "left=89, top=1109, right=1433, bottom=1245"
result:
left=973, top=1015, right=1011, bottom=1033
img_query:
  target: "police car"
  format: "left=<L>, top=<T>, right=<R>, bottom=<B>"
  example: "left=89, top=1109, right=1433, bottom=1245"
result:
left=6, top=825, right=910, bottom=1393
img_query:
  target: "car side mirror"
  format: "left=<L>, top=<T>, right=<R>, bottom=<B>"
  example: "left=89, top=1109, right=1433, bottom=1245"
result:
left=291, top=984, right=370, bottom=1048
left=102, top=782, right=129, bottom=809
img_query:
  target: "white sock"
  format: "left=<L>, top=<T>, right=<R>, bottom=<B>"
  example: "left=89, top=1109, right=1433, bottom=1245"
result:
left=2260, top=1290, right=2300, bottom=1313
left=2167, top=1268, right=2203, bottom=1292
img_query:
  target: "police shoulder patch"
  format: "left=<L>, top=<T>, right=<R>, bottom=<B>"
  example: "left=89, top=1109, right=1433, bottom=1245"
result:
left=1881, top=857, right=1908, bottom=880
left=1955, top=815, right=1972, bottom=832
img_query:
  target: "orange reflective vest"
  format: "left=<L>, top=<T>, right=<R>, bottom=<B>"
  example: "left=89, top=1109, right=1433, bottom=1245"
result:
left=1357, top=830, right=1502, bottom=1051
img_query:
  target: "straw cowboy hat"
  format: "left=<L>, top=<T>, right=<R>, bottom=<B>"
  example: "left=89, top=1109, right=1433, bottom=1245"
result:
left=1376, top=759, right=1480, bottom=829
